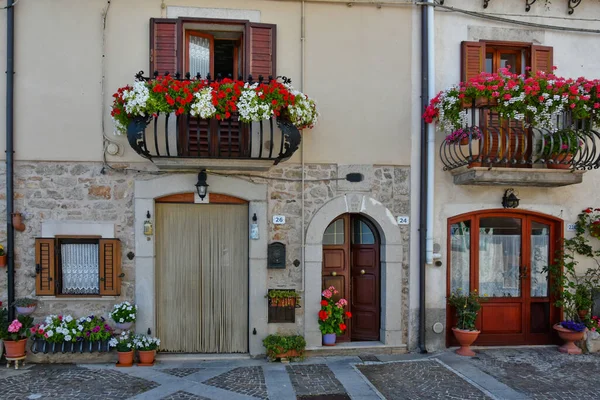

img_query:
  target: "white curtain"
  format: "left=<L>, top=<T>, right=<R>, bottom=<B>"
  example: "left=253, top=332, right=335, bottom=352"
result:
left=478, top=231, right=521, bottom=297
left=61, top=243, right=99, bottom=295
left=530, top=234, right=549, bottom=297
left=189, top=36, right=211, bottom=78
left=156, top=203, right=249, bottom=353
left=450, top=222, right=470, bottom=293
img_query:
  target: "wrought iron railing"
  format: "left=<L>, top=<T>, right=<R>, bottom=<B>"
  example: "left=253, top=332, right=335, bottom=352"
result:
left=126, top=72, right=302, bottom=166
left=439, top=107, right=600, bottom=171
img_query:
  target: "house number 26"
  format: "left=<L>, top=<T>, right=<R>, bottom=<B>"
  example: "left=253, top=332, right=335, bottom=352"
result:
left=273, top=215, right=286, bottom=225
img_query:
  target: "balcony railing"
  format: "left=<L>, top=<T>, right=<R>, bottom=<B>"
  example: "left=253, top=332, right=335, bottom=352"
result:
left=440, top=108, right=600, bottom=171
left=125, top=74, right=302, bottom=169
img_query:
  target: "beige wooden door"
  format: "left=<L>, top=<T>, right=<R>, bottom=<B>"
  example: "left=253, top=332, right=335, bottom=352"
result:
left=156, top=203, right=249, bottom=353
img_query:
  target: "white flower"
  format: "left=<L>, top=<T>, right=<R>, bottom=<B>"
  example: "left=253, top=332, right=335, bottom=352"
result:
left=127, top=306, right=132, bottom=311
left=77, top=325, right=84, bottom=332
left=65, top=335, right=72, bottom=342
left=119, top=318, right=124, bottom=323
left=109, top=338, right=118, bottom=347
left=190, top=88, right=217, bottom=119
left=72, top=329, right=77, bottom=334
left=127, top=343, right=131, bottom=348
left=86, top=317, right=91, bottom=323
left=65, top=315, right=73, bottom=323
left=46, top=330, right=54, bottom=337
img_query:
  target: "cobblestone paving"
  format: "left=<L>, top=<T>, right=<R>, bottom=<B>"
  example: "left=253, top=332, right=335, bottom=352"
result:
left=286, top=364, right=347, bottom=397
left=160, top=391, right=211, bottom=400
left=0, top=365, right=159, bottom=400
left=358, top=354, right=380, bottom=362
left=204, top=366, right=268, bottom=399
left=471, top=348, right=600, bottom=399
left=357, top=360, right=490, bottom=400
left=160, top=368, right=203, bottom=378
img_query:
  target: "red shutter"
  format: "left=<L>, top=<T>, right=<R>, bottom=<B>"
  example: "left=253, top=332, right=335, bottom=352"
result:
left=150, top=18, right=178, bottom=76
left=531, top=45, right=553, bottom=74
left=99, top=239, right=122, bottom=296
left=246, top=23, right=276, bottom=79
left=461, top=41, right=485, bottom=83
left=35, top=238, right=56, bottom=296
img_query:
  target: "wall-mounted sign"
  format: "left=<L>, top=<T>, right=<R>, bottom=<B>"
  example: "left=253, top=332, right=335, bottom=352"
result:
left=397, top=216, right=409, bottom=225
left=567, top=223, right=577, bottom=232
left=273, top=215, right=286, bottom=225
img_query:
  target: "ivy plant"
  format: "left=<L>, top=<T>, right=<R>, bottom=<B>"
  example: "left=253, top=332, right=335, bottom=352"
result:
left=262, top=334, right=306, bottom=361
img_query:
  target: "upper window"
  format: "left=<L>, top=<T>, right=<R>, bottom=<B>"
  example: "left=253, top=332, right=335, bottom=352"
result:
left=323, top=219, right=345, bottom=246
left=461, top=41, right=553, bottom=83
left=35, top=237, right=122, bottom=296
left=150, top=18, right=276, bottom=80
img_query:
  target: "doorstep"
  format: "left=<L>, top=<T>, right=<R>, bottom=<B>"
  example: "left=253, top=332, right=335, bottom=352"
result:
left=155, top=353, right=252, bottom=362
left=305, top=342, right=407, bottom=357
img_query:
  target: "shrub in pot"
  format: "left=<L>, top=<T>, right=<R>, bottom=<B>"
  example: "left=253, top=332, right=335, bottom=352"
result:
left=109, top=331, right=135, bottom=367
left=109, top=301, right=138, bottom=330
left=262, top=334, right=306, bottom=362
left=318, top=286, right=351, bottom=346
left=448, top=288, right=481, bottom=357
left=13, top=298, right=38, bottom=316
left=134, top=334, right=160, bottom=366
left=554, top=320, right=587, bottom=355
left=0, top=244, right=6, bottom=267
left=2, top=315, right=33, bottom=358
left=268, top=290, right=300, bottom=308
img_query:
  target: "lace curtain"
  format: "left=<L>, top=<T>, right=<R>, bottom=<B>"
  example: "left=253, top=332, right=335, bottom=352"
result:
left=61, top=243, right=99, bottom=295
left=478, top=230, right=521, bottom=297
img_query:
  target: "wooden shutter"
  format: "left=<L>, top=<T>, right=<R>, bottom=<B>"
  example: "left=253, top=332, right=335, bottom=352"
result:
left=99, top=239, right=122, bottom=296
left=461, top=41, right=485, bottom=83
left=531, top=45, right=553, bottom=74
left=246, top=23, right=276, bottom=79
left=35, top=238, right=55, bottom=296
left=180, top=116, right=248, bottom=157
left=150, top=18, right=178, bottom=76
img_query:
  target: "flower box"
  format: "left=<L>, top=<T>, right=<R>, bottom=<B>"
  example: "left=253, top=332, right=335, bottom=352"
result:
left=461, top=97, right=499, bottom=108
left=31, top=338, right=111, bottom=354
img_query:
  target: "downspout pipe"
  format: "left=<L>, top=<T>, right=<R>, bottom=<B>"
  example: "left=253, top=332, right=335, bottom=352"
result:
left=419, top=0, right=435, bottom=354
left=6, top=0, right=15, bottom=322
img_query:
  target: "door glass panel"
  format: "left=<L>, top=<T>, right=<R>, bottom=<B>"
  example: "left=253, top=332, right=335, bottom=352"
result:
left=479, top=218, right=521, bottom=298
left=485, top=52, right=493, bottom=73
left=450, top=221, right=470, bottom=293
left=530, top=222, right=550, bottom=297
left=189, top=35, right=211, bottom=77
left=500, top=53, right=517, bottom=73
left=353, top=219, right=375, bottom=245
left=323, top=219, right=344, bottom=245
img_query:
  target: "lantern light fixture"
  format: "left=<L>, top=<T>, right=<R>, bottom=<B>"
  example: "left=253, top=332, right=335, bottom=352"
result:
left=502, top=188, right=520, bottom=209
left=195, top=169, right=209, bottom=200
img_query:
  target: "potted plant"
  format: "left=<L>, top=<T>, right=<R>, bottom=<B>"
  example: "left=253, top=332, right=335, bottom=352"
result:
left=554, top=320, right=587, bottom=354
left=133, top=334, right=160, bottom=366
left=448, top=288, right=481, bottom=357
left=268, top=290, right=300, bottom=308
left=262, top=334, right=306, bottom=362
left=0, top=244, right=6, bottom=267
left=575, top=284, right=593, bottom=320
left=109, top=330, right=135, bottom=367
left=13, top=298, right=38, bottom=316
left=0, top=302, right=7, bottom=359
left=2, top=315, right=33, bottom=358
left=318, top=286, right=352, bottom=346
left=109, top=301, right=138, bottom=330
left=539, top=129, right=582, bottom=169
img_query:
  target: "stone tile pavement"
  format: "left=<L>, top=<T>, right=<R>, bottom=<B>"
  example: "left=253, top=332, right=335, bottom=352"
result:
left=0, top=347, right=598, bottom=399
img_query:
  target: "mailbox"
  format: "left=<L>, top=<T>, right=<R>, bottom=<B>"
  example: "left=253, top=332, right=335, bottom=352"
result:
left=268, top=242, right=286, bottom=269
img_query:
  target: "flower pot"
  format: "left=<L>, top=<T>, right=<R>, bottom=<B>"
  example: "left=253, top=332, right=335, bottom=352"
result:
left=578, top=310, right=589, bottom=320
left=0, top=255, right=6, bottom=267
left=138, top=350, right=156, bottom=366
left=452, top=327, right=480, bottom=357
left=322, top=333, right=337, bottom=346
left=461, top=97, right=498, bottom=109
left=16, top=305, right=36, bottom=316
left=459, top=137, right=470, bottom=146
left=547, top=153, right=573, bottom=169
left=554, top=324, right=585, bottom=354
left=4, top=339, right=27, bottom=358
left=275, top=349, right=300, bottom=359
left=116, top=350, right=134, bottom=367
left=467, top=161, right=482, bottom=168
left=0, top=339, right=4, bottom=359
left=115, top=321, right=133, bottom=330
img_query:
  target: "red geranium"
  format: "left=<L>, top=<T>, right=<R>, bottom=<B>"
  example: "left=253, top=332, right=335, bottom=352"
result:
left=319, top=310, right=329, bottom=321
left=339, top=323, right=347, bottom=331
left=320, top=300, right=328, bottom=306
left=345, top=311, right=352, bottom=318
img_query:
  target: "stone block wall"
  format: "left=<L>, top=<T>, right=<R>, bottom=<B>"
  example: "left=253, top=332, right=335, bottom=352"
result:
left=0, top=161, right=410, bottom=346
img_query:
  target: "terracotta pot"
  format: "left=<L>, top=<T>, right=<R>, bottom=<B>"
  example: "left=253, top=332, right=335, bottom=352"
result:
left=115, top=321, right=133, bottom=330
left=138, top=350, right=156, bottom=365
left=4, top=339, right=27, bottom=358
left=461, top=97, right=498, bottom=108
left=468, top=161, right=482, bottom=168
left=0, top=339, right=4, bottom=359
left=16, top=305, right=36, bottom=316
left=0, top=255, right=6, bottom=267
left=322, top=333, right=336, bottom=346
left=117, top=350, right=134, bottom=367
left=547, top=153, right=573, bottom=169
left=459, top=137, right=470, bottom=146
left=452, top=328, right=480, bottom=357
left=275, top=349, right=300, bottom=359
left=578, top=310, right=589, bottom=320
left=554, top=324, right=585, bottom=354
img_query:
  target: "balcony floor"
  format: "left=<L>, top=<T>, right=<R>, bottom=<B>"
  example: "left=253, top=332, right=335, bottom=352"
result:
left=451, top=166, right=585, bottom=187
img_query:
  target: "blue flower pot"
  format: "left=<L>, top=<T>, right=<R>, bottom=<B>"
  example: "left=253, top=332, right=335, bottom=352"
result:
left=322, top=333, right=336, bottom=346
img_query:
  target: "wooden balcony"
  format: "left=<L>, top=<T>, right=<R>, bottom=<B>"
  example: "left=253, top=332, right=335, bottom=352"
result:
left=440, top=108, right=600, bottom=187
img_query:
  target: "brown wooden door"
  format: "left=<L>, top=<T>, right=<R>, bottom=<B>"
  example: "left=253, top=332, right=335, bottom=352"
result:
left=322, top=215, right=380, bottom=342
left=447, top=210, right=561, bottom=347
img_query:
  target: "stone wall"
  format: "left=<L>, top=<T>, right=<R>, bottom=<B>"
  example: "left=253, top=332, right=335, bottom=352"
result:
left=0, top=161, right=410, bottom=347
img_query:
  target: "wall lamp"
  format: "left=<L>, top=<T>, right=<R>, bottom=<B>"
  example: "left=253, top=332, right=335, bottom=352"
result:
left=195, top=169, right=209, bottom=200
left=502, top=189, right=520, bottom=209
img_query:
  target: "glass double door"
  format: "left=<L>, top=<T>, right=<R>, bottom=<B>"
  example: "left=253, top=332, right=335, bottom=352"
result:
left=448, top=211, right=561, bottom=346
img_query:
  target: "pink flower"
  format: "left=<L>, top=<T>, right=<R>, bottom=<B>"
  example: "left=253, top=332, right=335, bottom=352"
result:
left=570, top=103, right=576, bottom=109
left=594, top=103, right=600, bottom=109
left=8, top=320, right=22, bottom=333
left=322, top=289, right=333, bottom=299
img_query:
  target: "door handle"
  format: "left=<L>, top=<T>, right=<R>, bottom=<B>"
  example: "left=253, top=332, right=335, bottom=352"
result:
left=360, top=269, right=365, bottom=275
left=331, top=272, right=337, bottom=277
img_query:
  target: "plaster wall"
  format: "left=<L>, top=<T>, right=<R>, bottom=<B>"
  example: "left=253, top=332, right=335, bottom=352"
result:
left=0, top=0, right=413, bottom=165
left=421, top=0, right=600, bottom=351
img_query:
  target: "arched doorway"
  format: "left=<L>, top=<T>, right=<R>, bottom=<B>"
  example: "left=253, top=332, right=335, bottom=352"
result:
left=447, top=209, right=563, bottom=346
left=322, top=214, right=381, bottom=342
